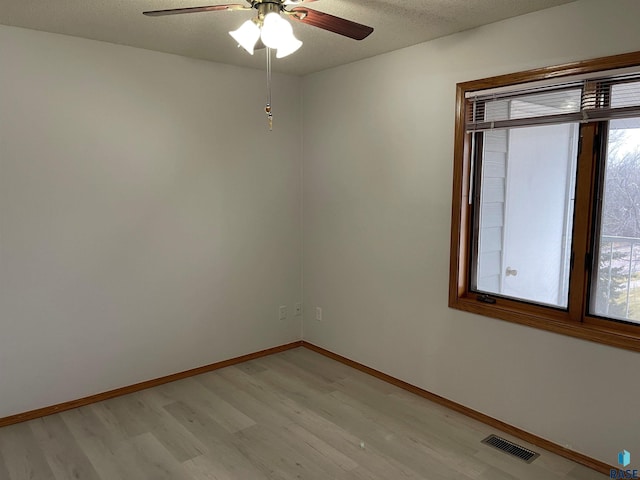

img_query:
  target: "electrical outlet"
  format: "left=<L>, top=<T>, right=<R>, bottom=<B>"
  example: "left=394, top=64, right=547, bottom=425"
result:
left=315, top=306, right=322, bottom=321
left=295, top=303, right=302, bottom=316
left=279, top=305, right=287, bottom=320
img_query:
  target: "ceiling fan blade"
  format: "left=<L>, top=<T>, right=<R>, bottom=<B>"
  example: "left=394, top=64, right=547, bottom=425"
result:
left=289, top=7, right=373, bottom=40
left=143, top=4, right=249, bottom=17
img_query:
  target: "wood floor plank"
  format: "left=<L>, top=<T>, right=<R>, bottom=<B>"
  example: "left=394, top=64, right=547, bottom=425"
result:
left=477, top=465, right=521, bottom=480
left=164, top=400, right=269, bottom=479
left=387, top=387, right=576, bottom=478
left=29, top=415, right=102, bottom=480
left=61, top=404, right=126, bottom=452
left=234, top=361, right=268, bottom=376
left=59, top=406, right=128, bottom=480
left=90, top=396, right=149, bottom=439
left=231, top=423, right=347, bottom=480
left=254, top=354, right=339, bottom=394
left=197, top=369, right=297, bottom=433
left=0, top=422, right=56, bottom=480
left=277, top=347, right=353, bottom=384
left=108, top=390, right=208, bottom=463
left=0, top=445, right=13, bottom=480
left=115, top=432, right=190, bottom=480
left=153, top=377, right=257, bottom=434
left=568, top=463, right=611, bottom=480
left=328, top=372, right=497, bottom=478
left=283, top=422, right=359, bottom=472
left=473, top=446, right=567, bottom=480
left=201, top=366, right=425, bottom=479
left=231, top=363, right=446, bottom=479
left=148, top=413, right=208, bottom=463
left=190, top=389, right=257, bottom=434
left=0, top=347, right=607, bottom=479
left=326, top=390, right=479, bottom=479
left=181, top=454, right=237, bottom=480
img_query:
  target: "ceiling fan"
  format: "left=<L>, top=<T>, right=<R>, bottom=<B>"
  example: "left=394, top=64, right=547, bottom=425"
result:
left=143, top=0, right=374, bottom=57
left=144, top=0, right=373, bottom=129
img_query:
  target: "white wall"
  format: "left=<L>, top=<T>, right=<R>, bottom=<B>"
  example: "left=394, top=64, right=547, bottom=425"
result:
left=0, top=26, right=302, bottom=418
left=302, top=0, right=640, bottom=467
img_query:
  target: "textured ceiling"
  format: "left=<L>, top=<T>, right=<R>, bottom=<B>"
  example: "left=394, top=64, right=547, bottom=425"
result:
left=0, top=0, right=576, bottom=75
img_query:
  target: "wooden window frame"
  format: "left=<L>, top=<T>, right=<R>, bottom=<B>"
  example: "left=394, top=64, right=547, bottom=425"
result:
left=449, top=51, right=640, bottom=353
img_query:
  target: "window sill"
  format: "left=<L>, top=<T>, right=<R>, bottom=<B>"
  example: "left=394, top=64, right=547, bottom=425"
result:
left=449, top=294, right=640, bottom=353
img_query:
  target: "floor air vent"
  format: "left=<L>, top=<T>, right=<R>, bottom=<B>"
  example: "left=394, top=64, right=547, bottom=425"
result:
left=481, top=435, right=540, bottom=463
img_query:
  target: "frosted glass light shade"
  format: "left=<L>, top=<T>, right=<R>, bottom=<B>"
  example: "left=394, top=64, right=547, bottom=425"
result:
left=229, top=20, right=260, bottom=55
left=260, top=12, right=288, bottom=49
left=276, top=36, right=302, bottom=58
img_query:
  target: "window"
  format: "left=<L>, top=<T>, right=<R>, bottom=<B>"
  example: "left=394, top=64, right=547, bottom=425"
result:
left=449, top=51, right=640, bottom=352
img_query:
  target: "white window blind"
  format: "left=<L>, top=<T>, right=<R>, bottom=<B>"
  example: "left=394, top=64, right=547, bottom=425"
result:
left=466, top=71, right=640, bottom=132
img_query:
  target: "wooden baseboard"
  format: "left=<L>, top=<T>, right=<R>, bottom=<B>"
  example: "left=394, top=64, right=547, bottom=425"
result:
left=301, top=341, right=612, bottom=476
left=0, top=340, right=303, bottom=428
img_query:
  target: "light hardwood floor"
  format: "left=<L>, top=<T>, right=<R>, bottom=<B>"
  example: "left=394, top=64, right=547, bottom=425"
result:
left=0, top=347, right=606, bottom=479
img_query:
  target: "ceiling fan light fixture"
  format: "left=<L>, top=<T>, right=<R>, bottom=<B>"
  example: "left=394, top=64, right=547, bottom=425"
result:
left=229, top=19, right=260, bottom=54
left=144, top=2, right=374, bottom=130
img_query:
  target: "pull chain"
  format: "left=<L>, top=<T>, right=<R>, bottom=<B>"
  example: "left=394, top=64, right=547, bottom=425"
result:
left=265, top=47, right=273, bottom=131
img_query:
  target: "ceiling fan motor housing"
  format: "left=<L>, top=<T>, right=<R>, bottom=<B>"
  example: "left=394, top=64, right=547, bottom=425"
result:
left=256, top=1, right=282, bottom=21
